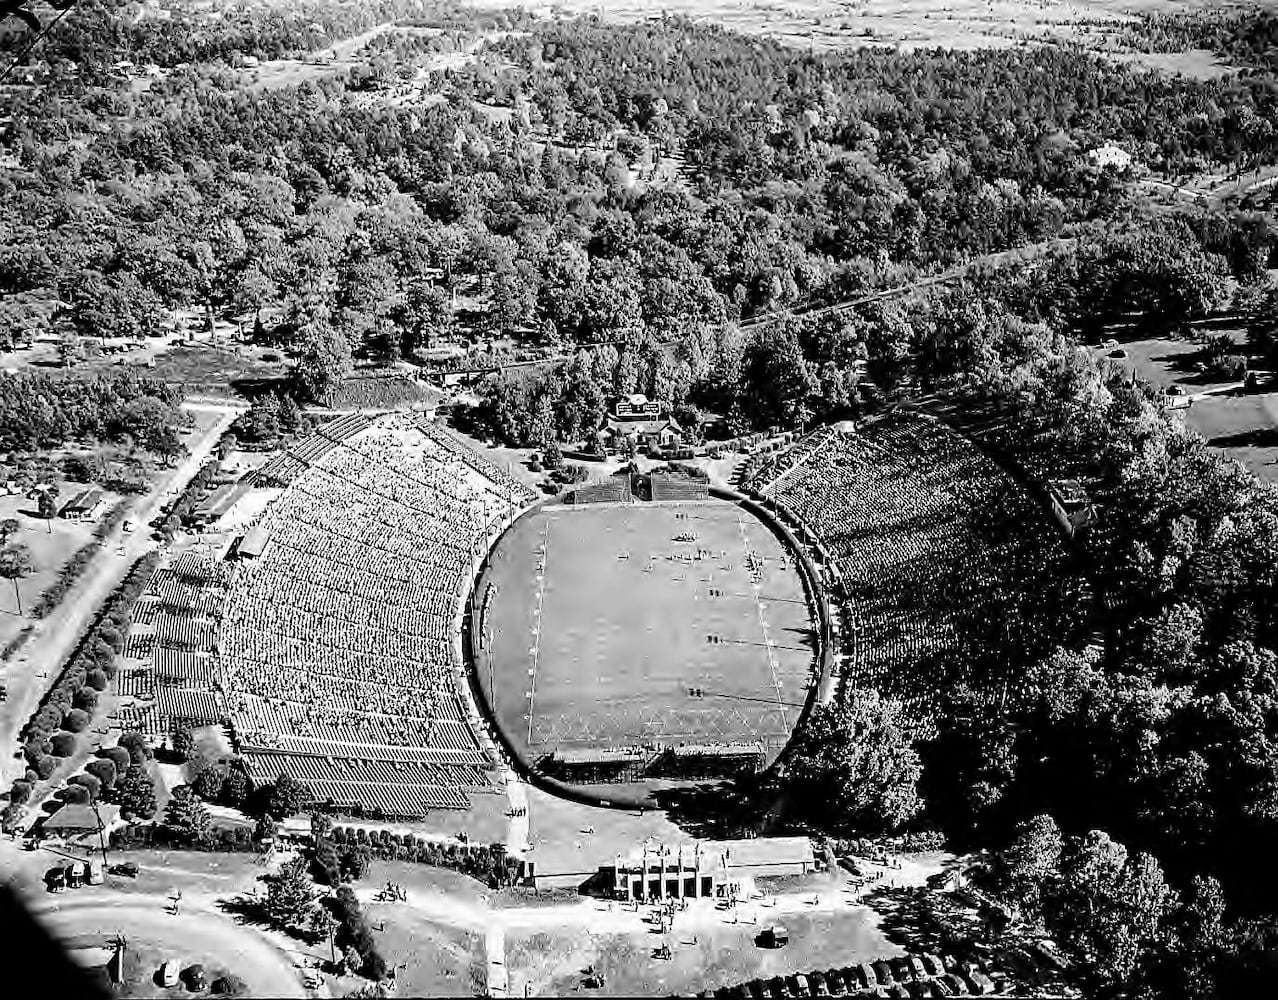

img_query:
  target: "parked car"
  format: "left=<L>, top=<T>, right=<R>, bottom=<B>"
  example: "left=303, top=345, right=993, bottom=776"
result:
left=183, top=963, right=206, bottom=992
left=159, top=960, right=180, bottom=988
left=848, top=964, right=874, bottom=990
left=823, top=969, right=846, bottom=997
left=920, top=955, right=945, bottom=978
left=789, top=974, right=809, bottom=997
left=808, top=970, right=830, bottom=997
left=44, top=867, right=66, bottom=893
left=965, top=971, right=997, bottom=995
left=871, top=961, right=895, bottom=986
left=87, top=861, right=104, bottom=885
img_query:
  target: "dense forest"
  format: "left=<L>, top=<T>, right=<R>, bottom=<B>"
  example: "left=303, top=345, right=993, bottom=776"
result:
left=7, top=2, right=1278, bottom=996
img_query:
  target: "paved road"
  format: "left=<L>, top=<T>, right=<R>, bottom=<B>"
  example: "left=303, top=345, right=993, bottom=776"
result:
left=0, top=406, right=235, bottom=788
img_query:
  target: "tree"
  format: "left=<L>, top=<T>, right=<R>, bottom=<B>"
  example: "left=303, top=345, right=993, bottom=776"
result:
left=171, top=727, right=196, bottom=761
left=739, top=324, right=815, bottom=429
left=290, top=317, right=352, bottom=403
left=85, top=758, right=117, bottom=790
left=63, top=708, right=90, bottom=733
left=117, top=732, right=151, bottom=763
left=115, top=763, right=157, bottom=820
left=160, top=786, right=212, bottom=846
left=192, top=763, right=226, bottom=802
left=994, top=814, right=1064, bottom=917
left=261, top=856, right=318, bottom=937
left=1048, top=831, right=1177, bottom=992
left=0, top=518, right=18, bottom=546
left=782, top=689, right=922, bottom=833
left=263, top=774, right=309, bottom=820
left=0, top=543, right=34, bottom=615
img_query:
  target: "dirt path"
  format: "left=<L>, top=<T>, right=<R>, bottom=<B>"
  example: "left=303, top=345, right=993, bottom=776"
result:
left=0, top=406, right=235, bottom=788
left=30, top=892, right=312, bottom=998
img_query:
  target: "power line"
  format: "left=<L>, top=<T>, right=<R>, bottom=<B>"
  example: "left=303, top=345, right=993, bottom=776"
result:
left=0, top=2, right=81, bottom=87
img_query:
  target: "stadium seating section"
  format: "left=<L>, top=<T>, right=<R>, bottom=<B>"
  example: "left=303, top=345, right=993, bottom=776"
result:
left=219, top=415, right=537, bottom=818
left=743, top=412, right=1052, bottom=711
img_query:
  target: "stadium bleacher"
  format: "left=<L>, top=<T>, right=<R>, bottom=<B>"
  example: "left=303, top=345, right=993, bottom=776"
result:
left=219, top=414, right=538, bottom=817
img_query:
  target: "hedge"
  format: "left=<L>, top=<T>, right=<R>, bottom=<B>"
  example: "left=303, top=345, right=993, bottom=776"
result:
left=328, top=825, right=520, bottom=888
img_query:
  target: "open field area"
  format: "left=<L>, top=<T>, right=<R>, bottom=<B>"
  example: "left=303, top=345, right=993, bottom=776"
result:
left=506, top=905, right=899, bottom=997
left=478, top=0, right=1230, bottom=52
left=1089, top=324, right=1278, bottom=483
left=476, top=502, right=815, bottom=775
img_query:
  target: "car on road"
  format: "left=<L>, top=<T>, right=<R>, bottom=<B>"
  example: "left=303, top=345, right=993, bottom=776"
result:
left=1107, top=348, right=1128, bottom=358
left=109, top=861, right=140, bottom=877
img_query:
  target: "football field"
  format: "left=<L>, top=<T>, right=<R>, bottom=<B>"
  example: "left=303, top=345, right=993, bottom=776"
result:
left=475, top=501, right=816, bottom=774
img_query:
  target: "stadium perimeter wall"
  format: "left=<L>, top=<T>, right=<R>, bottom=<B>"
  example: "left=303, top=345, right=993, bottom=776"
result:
left=463, top=492, right=836, bottom=811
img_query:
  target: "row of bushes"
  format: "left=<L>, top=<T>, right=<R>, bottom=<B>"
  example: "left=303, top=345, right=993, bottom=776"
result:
left=328, top=825, right=521, bottom=887
left=31, top=538, right=105, bottom=618
left=8, top=554, right=160, bottom=822
left=0, top=625, right=32, bottom=664
left=110, top=820, right=259, bottom=852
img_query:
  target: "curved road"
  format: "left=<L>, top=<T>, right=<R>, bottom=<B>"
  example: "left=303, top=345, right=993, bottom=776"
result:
left=31, top=892, right=310, bottom=998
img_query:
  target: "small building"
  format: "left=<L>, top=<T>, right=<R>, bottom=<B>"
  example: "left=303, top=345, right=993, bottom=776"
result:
left=237, top=522, right=271, bottom=559
left=1048, top=479, right=1098, bottom=536
left=60, top=488, right=103, bottom=522
left=1087, top=143, right=1133, bottom=172
left=547, top=746, right=647, bottom=784
left=190, top=482, right=249, bottom=524
left=600, top=417, right=683, bottom=454
left=609, top=836, right=816, bottom=902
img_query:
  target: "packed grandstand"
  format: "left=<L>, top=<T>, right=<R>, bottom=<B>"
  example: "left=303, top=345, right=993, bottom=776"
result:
left=741, top=411, right=1062, bottom=712
left=215, top=414, right=537, bottom=819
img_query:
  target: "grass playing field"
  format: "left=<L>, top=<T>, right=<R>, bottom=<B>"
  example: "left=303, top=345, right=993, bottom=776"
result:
left=475, top=501, right=816, bottom=783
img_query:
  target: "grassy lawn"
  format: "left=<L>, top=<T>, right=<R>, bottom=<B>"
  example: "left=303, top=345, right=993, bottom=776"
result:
left=0, top=495, right=100, bottom=643
left=478, top=502, right=814, bottom=777
left=363, top=904, right=483, bottom=997
left=506, top=906, right=900, bottom=997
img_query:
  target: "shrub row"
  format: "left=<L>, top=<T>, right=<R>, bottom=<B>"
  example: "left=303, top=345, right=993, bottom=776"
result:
left=8, top=553, right=160, bottom=820
left=0, top=625, right=32, bottom=664
left=111, top=821, right=257, bottom=852
left=328, top=825, right=520, bottom=888
left=31, top=538, right=105, bottom=619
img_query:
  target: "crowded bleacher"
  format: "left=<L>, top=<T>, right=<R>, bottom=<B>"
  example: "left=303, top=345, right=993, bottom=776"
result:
left=743, top=413, right=1056, bottom=712
left=219, top=414, right=537, bottom=817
